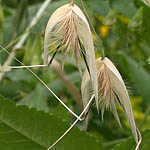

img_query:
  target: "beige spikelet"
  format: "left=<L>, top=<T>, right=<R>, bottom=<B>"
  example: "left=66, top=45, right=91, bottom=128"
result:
left=81, top=57, right=140, bottom=145
left=44, top=2, right=98, bottom=109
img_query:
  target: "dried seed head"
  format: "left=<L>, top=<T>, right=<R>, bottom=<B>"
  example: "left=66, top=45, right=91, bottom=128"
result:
left=96, top=58, right=121, bottom=125
left=81, top=57, right=139, bottom=144
left=44, top=2, right=98, bottom=108
left=44, top=3, right=86, bottom=70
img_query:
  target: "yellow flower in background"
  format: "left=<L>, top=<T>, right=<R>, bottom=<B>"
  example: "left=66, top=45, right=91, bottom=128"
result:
left=130, top=97, right=144, bottom=120
left=124, top=110, right=144, bottom=129
left=92, top=33, right=97, bottom=40
left=100, top=25, right=109, bottom=38
left=131, top=97, right=142, bottom=106
left=118, top=15, right=130, bottom=24
left=134, top=111, right=144, bottom=120
left=96, top=15, right=104, bottom=22
left=147, top=116, right=150, bottom=122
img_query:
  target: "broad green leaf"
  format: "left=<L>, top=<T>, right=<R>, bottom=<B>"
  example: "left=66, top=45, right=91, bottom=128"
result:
left=0, top=95, right=103, bottom=150
left=18, top=83, right=50, bottom=112
left=113, top=130, right=150, bottom=150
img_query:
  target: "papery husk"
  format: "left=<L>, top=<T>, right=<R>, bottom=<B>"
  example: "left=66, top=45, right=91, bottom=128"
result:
left=44, top=2, right=98, bottom=109
left=81, top=57, right=139, bottom=144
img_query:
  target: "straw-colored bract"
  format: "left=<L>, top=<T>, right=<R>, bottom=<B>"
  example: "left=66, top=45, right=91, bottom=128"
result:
left=81, top=57, right=139, bottom=144
left=44, top=2, right=99, bottom=110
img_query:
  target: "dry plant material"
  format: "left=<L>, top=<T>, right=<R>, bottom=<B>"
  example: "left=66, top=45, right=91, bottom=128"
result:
left=44, top=2, right=98, bottom=109
left=81, top=57, right=141, bottom=146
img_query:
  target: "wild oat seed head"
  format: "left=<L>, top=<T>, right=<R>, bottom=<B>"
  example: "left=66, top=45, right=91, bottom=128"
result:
left=81, top=57, right=139, bottom=144
left=44, top=2, right=98, bottom=109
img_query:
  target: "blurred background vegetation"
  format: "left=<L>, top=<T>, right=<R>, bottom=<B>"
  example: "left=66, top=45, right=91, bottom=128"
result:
left=0, top=0, right=150, bottom=150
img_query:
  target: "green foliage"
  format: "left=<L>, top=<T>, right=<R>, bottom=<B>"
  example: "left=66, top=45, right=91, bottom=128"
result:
left=128, top=7, right=143, bottom=29
left=0, top=95, right=103, bottom=150
left=0, top=0, right=150, bottom=149
left=0, top=0, right=3, bottom=43
left=18, top=72, right=80, bottom=114
left=118, top=52, right=150, bottom=102
left=141, top=5, right=150, bottom=46
left=31, top=33, right=43, bottom=65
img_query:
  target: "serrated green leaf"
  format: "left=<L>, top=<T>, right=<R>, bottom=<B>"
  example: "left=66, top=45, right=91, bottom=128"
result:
left=0, top=95, right=103, bottom=150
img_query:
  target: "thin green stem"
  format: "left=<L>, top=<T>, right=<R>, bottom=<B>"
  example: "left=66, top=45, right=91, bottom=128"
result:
left=0, top=44, right=83, bottom=121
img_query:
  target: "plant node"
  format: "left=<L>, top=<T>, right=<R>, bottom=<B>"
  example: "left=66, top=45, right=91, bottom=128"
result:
left=71, top=0, right=75, bottom=6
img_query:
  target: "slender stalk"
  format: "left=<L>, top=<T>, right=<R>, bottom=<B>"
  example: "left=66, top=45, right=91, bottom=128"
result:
left=101, top=47, right=105, bottom=60
left=0, top=45, right=83, bottom=121
left=0, top=0, right=52, bottom=81
left=0, top=0, right=83, bottom=109
left=71, top=0, right=75, bottom=6
left=0, top=61, right=83, bottom=110
left=47, top=94, right=95, bottom=150
left=81, top=0, right=105, bottom=59
left=1, top=65, right=47, bottom=69
left=14, top=0, right=52, bottom=50
left=135, top=128, right=142, bottom=150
